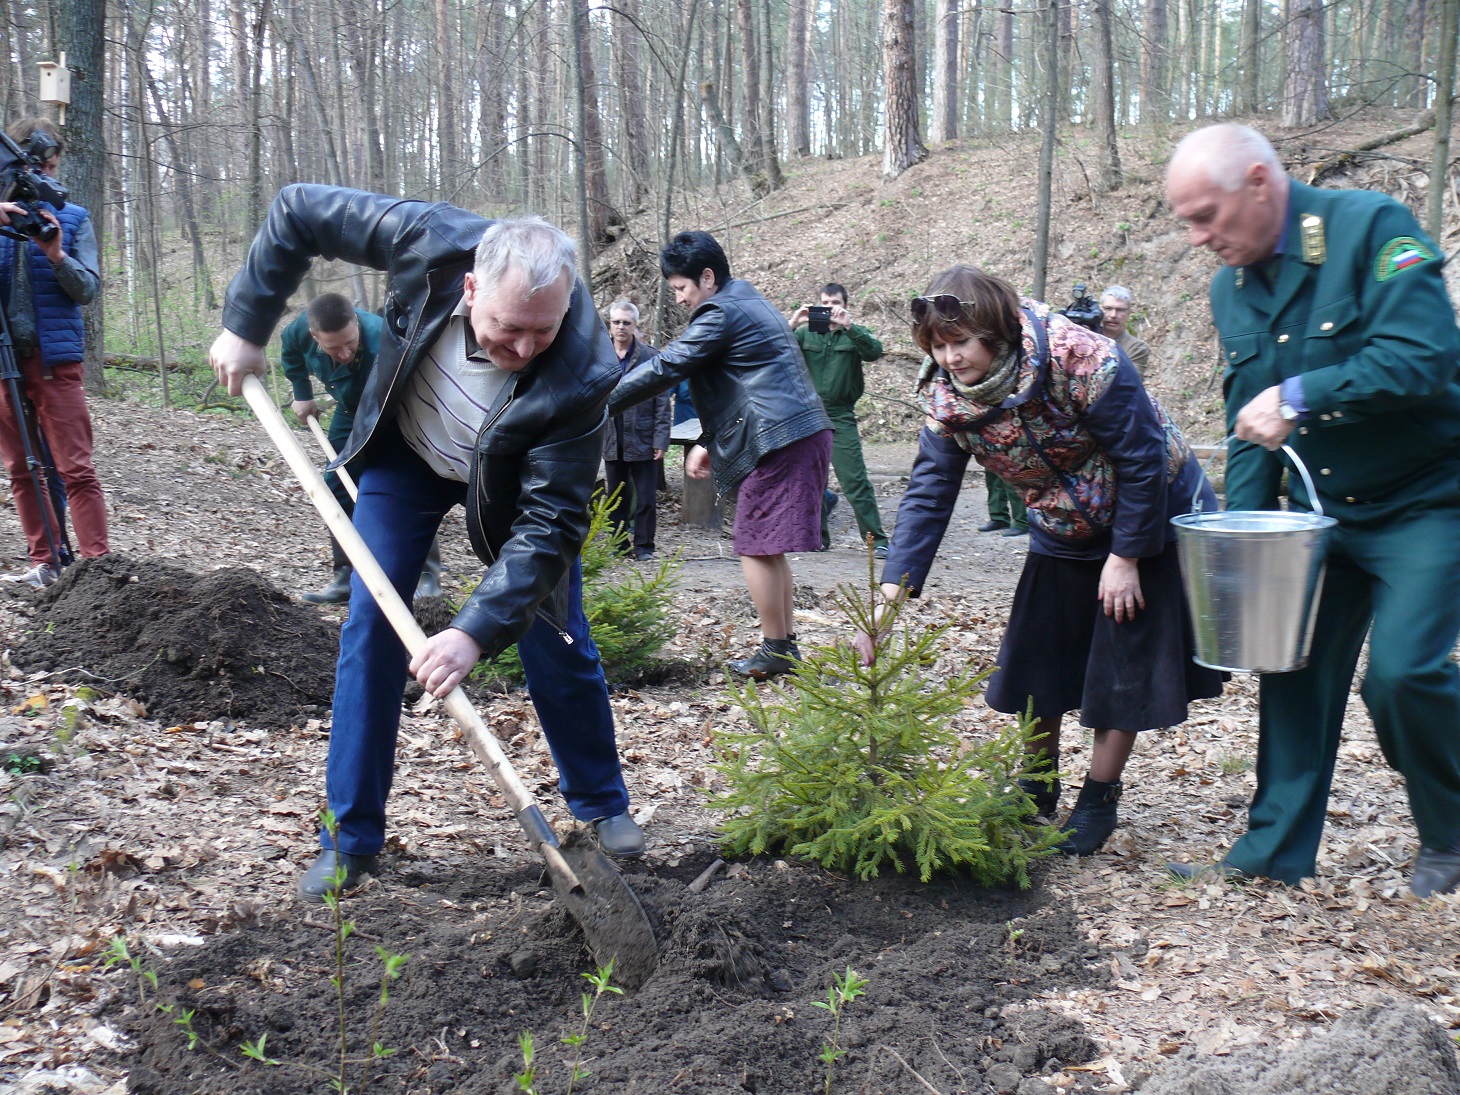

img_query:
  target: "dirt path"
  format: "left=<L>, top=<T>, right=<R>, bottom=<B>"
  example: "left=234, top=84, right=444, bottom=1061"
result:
left=1, top=400, right=1457, bottom=1093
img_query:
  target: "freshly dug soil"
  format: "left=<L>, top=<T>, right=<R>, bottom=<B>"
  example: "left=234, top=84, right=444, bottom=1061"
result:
left=117, top=853, right=1103, bottom=1094
left=14, top=554, right=337, bottom=726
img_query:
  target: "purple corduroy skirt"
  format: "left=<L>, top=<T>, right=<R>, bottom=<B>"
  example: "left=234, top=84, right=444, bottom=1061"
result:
left=732, top=429, right=833, bottom=556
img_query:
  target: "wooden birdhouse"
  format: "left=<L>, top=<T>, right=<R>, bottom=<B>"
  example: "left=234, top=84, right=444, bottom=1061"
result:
left=37, top=54, right=71, bottom=125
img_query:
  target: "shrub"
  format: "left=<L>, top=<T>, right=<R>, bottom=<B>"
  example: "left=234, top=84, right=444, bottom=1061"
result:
left=710, top=565, right=1066, bottom=884
left=473, top=485, right=680, bottom=686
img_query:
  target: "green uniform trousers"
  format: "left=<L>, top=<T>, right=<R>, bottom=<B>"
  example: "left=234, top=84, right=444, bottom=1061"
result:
left=1227, top=504, right=1460, bottom=884
left=820, top=404, right=887, bottom=548
left=985, top=470, right=1028, bottom=530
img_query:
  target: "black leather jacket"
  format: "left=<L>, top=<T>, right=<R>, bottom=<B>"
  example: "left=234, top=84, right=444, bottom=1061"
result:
left=222, top=184, right=619, bottom=659
left=607, top=278, right=830, bottom=493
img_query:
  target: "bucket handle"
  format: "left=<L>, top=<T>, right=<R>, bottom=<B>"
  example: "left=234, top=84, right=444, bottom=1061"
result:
left=1194, top=436, right=1326, bottom=517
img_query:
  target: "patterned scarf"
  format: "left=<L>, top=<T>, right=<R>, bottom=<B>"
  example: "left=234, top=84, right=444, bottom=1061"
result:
left=917, top=345, right=1022, bottom=432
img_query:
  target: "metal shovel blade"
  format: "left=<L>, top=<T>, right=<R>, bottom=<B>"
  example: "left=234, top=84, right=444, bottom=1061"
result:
left=551, top=830, right=659, bottom=990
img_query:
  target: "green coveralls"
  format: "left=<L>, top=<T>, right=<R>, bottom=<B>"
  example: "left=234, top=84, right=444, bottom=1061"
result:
left=794, top=322, right=888, bottom=549
left=985, top=470, right=1028, bottom=530
left=1215, top=178, right=1460, bottom=884
left=280, top=308, right=383, bottom=566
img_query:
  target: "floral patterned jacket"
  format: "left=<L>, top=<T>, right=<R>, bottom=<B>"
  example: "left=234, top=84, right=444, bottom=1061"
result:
left=884, top=303, right=1211, bottom=587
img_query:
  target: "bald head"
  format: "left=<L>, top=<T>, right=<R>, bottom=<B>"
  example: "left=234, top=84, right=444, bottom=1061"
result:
left=1166, top=124, right=1290, bottom=267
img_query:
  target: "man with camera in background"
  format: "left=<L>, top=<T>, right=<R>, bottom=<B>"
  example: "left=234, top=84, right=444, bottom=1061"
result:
left=790, top=283, right=888, bottom=557
left=0, top=117, right=108, bottom=587
left=1099, top=285, right=1151, bottom=377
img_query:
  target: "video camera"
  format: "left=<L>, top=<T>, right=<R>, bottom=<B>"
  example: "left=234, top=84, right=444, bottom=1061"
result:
left=1059, top=283, right=1103, bottom=333
left=0, top=130, right=68, bottom=244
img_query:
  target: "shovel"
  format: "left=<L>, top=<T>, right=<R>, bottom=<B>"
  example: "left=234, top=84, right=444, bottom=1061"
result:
left=303, top=414, right=358, bottom=501
left=243, top=375, right=659, bottom=988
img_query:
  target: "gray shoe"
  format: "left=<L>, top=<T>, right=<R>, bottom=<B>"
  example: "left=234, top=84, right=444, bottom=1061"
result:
left=3, top=563, right=58, bottom=589
left=415, top=540, right=443, bottom=599
left=303, top=565, right=353, bottom=605
left=298, top=849, right=379, bottom=902
left=592, top=812, right=645, bottom=858
left=1166, top=859, right=1251, bottom=883
left=728, top=639, right=801, bottom=680
left=1411, top=842, right=1460, bottom=898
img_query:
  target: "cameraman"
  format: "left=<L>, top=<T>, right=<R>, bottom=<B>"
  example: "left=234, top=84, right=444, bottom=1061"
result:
left=0, top=117, right=107, bottom=587
left=1099, top=285, right=1151, bottom=377
left=789, top=283, right=888, bottom=556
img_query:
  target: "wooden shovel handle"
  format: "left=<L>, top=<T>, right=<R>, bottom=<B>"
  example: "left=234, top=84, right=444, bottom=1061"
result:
left=242, top=375, right=562, bottom=844
left=304, top=414, right=359, bottom=502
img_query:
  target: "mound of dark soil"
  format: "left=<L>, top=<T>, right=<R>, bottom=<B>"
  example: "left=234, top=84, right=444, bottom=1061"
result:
left=116, top=853, right=1103, bottom=1094
left=14, top=554, right=337, bottom=726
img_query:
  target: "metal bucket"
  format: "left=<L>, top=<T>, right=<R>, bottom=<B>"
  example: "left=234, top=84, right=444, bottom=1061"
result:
left=1172, top=443, right=1337, bottom=673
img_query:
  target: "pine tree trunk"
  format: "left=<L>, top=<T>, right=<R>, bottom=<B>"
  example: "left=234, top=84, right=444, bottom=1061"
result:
left=1090, top=0, right=1122, bottom=192
left=61, top=0, right=106, bottom=391
left=931, top=0, right=959, bottom=142
left=615, top=0, right=652, bottom=204
left=1427, top=0, right=1457, bottom=236
left=433, top=0, right=458, bottom=197
left=882, top=0, right=927, bottom=179
left=1282, top=0, right=1328, bottom=125
left=758, top=0, right=783, bottom=187
left=737, top=0, right=765, bottom=166
left=1033, top=0, right=1059, bottom=300
left=574, top=0, right=621, bottom=242
left=787, top=0, right=811, bottom=155
left=1240, top=0, right=1260, bottom=111
left=1142, top=0, right=1168, bottom=125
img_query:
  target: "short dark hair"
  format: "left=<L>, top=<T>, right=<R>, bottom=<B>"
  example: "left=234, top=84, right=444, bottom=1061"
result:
left=6, top=116, right=62, bottom=158
left=660, top=231, right=730, bottom=288
left=820, top=283, right=849, bottom=305
left=911, top=264, right=1022, bottom=357
left=306, top=293, right=357, bottom=334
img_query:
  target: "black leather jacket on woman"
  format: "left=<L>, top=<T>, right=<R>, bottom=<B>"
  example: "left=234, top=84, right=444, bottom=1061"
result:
left=221, top=184, right=619, bottom=659
left=607, top=278, right=830, bottom=493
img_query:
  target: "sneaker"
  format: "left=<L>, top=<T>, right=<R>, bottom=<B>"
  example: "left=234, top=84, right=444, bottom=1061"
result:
left=2, top=563, right=58, bottom=589
left=873, top=544, right=889, bottom=560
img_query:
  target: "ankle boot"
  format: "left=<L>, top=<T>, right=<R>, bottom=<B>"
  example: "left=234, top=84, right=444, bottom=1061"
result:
left=302, top=565, right=353, bottom=605
left=415, top=538, right=443, bottom=599
left=728, top=638, right=801, bottom=680
left=1060, top=778, right=1122, bottom=856
left=1019, top=776, right=1063, bottom=820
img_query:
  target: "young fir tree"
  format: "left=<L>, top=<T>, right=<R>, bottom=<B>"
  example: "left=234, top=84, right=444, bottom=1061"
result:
left=473, top=485, right=680, bottom=686
left=711, top=555, right=1065, bottom=885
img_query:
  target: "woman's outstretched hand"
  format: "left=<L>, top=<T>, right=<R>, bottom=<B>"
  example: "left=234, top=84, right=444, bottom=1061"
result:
left=853, top=584, right=908, bottom=666
left=1098, top=554, right=1145, bottom=622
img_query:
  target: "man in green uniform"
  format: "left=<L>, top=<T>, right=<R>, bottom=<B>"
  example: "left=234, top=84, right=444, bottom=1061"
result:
left=282, top=294, right=443, bottom=604
left=1165, top=123, right=1460, bottom=897
left=790, top=283, right=888, bottom=556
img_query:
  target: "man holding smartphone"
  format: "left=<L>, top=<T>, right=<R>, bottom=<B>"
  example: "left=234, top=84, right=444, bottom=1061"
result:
left=790, top=283, right=888, bottom=557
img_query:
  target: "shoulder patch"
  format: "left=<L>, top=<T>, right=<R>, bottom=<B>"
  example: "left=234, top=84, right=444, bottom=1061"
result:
left=1375, top=236, right=1437, bottom=281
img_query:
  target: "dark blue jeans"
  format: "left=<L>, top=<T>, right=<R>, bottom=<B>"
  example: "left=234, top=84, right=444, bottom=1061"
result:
left=321, top=427, right=629, bottom=855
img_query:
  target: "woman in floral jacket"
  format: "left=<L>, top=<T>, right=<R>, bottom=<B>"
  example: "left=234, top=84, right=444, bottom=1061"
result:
left=864, top=264, right=1223, bottom=855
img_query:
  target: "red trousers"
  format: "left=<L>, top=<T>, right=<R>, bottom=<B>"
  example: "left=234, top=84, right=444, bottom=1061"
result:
left=0, top=355, right=110, bottom=565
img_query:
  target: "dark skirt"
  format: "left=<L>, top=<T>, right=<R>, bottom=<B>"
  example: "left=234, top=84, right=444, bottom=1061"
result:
left=985, top=543, right=1225, bottom=730
left=733, top=429, right=833, bottom=556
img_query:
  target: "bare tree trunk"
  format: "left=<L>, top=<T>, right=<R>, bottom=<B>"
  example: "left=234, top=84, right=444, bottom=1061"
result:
left=62, top=0, right=105, bottom=391
left=614, top=0, right=651, bottom=204
left=572, top=0, right=621, bottom=242
left=432, top=0, right=459, bottom=197
left=931, top=0, right=959, bottom=142
left=143, top=63, right=217, bottom=310
left=1282, top=0, right=1328, bottom=125
left=787, top=0, right=810, bottom=155
left=758, top=0, right=783, bottom=187
left=655, top=0, right=705, bottom=341
left=1427, top=0, right=1457, bottom=236
left=1402, top=0, right=1429, bottom=108
left=997, top=8, right=1015, bottom=128
left=1142, top=0, right=1168, bottom=125
left=4, top=0, right=36, bottom=113
left=736, top=0, right=765, bottom=166
left=702, top=79, right=767, bottom=194
left=1033, top=0, right=1059, bottom=300
left=882, top=0, right=927, bottom=179
left=1090, top=0, right=1122, bottom=191
left=1240, top=0, right=1260, bottom=111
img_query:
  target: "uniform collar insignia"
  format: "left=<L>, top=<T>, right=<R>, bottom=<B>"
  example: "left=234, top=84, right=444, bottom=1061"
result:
left=1300, top=214, right=1326, bottom=265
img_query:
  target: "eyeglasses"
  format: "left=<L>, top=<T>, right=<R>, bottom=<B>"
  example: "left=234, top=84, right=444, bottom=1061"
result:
left=909, top=295, right=976, bottom=323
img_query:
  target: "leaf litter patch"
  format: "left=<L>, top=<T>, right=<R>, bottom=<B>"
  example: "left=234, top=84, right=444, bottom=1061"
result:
left=115, top=854, right=1106, bottom=1094
left=14, top=553, right=337, bottom=726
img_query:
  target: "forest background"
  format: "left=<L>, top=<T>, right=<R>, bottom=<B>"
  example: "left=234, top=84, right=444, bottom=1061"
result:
left=4, top=0, right=1458, bottom=421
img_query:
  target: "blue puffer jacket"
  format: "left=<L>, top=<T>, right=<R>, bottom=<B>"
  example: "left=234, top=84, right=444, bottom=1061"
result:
left=0, top=202, right=92, bottom=368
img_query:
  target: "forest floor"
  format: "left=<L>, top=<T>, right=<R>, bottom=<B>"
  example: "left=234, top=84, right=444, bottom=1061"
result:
left=0, top=400, right=1457, bottom=1094
left=4, top=108, right=1460, bottom=1092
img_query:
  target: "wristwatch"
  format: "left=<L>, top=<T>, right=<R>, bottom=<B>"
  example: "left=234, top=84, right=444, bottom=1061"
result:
left=1278, top=400, right=1301, bottom=422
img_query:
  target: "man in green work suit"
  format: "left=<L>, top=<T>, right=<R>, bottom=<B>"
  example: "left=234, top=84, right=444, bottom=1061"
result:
left=790, top=283, right=888, bottom=556
left=1165, top=122, right=1460, bottom=897
left=282, top=293, right=442, bottom=604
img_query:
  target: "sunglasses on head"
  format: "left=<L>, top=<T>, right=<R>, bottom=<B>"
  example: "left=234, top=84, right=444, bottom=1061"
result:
left=909, top=295, right=975, bottom=323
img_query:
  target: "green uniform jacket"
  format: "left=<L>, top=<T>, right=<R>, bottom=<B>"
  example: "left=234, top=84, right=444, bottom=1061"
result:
left=279, top=308, right=384, bottom=416
left=1215, top=179, right=1460, bottom=524
left=793, top=322, right=883, bottom=408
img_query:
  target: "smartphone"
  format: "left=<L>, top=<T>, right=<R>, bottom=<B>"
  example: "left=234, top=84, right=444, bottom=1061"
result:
left=807, top=305, right=832, bottom=334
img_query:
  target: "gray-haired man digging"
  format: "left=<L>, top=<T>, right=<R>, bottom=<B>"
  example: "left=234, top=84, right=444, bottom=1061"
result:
left=209, top=187, right=642, bottom=899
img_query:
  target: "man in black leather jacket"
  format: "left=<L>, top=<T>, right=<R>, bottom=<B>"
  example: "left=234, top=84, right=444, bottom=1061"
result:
left=609, top=231, right=831, bottom=679
left=209, top=185, right=642, bottom=899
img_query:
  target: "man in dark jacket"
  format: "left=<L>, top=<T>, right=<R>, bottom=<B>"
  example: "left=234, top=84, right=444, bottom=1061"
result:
left=0, top=117, right=108, bottom=587
left=790, top=282, right=889, bottom=555
left=209, top=186, right=642, bottom=899
left=603, top=300, right=669, bottom=560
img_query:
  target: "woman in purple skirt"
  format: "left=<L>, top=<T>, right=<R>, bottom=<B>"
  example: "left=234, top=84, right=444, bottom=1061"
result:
left=608, top=232, right=832, bottom=678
